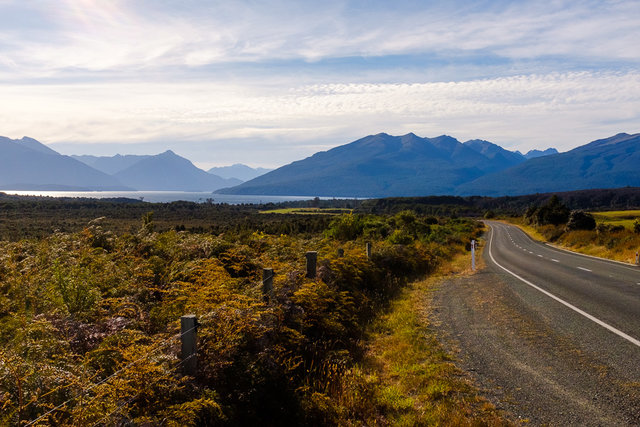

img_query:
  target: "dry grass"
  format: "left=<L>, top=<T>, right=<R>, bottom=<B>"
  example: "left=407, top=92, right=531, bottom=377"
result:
left=336, top=243, right=510, bottom=425
left=502, top=217, right=640, bottom=264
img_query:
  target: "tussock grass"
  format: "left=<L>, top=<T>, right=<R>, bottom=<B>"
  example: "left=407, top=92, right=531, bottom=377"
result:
left=502, top=216, right=640, bottom=264
left=333, top=246, right=509, bottom=426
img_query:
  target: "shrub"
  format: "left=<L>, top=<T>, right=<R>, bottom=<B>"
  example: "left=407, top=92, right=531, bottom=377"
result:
left=566, top=211, right=596, bottom=231
left=483, top=210, right=496, bottom=219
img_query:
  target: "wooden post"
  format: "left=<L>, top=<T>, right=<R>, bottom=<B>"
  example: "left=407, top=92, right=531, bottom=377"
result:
left=181, top=315, right=198, bottom=376
left=306, top=251, right=318, bottom=278
left=337, top=248, right=344, bottom=258
left=366, top=242, right=372, bottom=259
left=262, top=268, right=274, bottom=298
left=636, top=251, right=639, bottom=266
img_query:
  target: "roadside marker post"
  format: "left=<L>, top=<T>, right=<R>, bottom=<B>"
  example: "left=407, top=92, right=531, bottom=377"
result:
left=471, top=239, right=476, bottom=271
left=636, top=251, right=639, bottom=266
left=305, top=251, right=318, bottom=278
left=181, top=315, right=198, bottom=377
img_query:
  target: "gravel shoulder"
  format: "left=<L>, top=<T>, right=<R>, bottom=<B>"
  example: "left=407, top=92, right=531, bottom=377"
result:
left=430, top=242, right=640, bottom=426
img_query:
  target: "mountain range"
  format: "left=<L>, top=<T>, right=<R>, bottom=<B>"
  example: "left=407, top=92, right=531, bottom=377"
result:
left=3, top=132, right=638, bottom=197
left=0, top=136, right=129, bottom=191
left=0, top=137, right=245, bottom=191
left=217, top=132, right=640, bottom=197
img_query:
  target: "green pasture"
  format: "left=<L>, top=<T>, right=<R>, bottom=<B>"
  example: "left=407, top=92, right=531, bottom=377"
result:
left=260, top=207, right=352, bottom=215
left=590, top=210, right=640, bottom=229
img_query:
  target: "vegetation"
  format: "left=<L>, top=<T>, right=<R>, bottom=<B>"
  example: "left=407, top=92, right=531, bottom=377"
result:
left=508, top=198, right=640, bottom=264
left=259, top=207, right=352, bottom=215
left=0, top=204, right=488, bottom=425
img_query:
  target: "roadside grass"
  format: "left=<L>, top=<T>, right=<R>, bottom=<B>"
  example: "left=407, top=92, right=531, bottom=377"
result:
left=336, top=243, right=509, bottom=425
left=259, top=207, right=353, bottom=215
left=500, top=216, right=640, bottom=264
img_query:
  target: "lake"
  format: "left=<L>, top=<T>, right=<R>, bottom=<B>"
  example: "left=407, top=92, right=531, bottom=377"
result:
left=1, top=191, right=348, bottom=204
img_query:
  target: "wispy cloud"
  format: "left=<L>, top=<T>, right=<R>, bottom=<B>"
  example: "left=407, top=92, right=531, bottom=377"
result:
left=1, top=0, right=639, bottom=78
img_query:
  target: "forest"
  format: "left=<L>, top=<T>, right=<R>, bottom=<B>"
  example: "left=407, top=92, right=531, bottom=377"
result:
left=0, top=197, right=483, bottom=426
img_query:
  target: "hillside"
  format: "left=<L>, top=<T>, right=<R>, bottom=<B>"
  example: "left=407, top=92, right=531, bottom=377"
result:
left=217, top=133, right=526, bottom=197
left=207, top=164, right=272, bottom=181
left=457, top=133, right=640, bottom=196
left=0, top=136, right=130, bottom=190
left=72, top=154, right=151, bottom=175
left=114, top=150, right=241, bottom=191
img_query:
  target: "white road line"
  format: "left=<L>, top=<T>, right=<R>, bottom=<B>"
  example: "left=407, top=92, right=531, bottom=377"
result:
left=577, top=267, right=592, bottom=272
left=488, top=226, right=640, bottom=348
left=537, top=254, right=543, bottom=258
left=551, top=259, right=560, bottom=263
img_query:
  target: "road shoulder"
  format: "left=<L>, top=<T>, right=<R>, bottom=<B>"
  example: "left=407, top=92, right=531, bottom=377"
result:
left=430, top=237, right=640, bottom=425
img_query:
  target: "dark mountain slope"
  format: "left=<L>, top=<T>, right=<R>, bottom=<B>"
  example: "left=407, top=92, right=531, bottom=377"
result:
left=463, top=139, right=526, bottom=170
left=457, top=133, right=640, bottom=196
left=217, top=133, right=520, bottom=197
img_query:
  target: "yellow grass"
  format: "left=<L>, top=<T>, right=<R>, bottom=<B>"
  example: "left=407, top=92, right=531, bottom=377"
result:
left=336, top=243, right=509, bottom=425
left=502, top=215, right=640, bottom=264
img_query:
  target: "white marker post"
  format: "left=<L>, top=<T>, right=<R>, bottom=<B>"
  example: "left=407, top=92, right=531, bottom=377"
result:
left=471, top=239, right=476, bottom=271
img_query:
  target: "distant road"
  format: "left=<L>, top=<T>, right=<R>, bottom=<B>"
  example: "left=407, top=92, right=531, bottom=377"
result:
left=433, top=221, right=640, bottom=425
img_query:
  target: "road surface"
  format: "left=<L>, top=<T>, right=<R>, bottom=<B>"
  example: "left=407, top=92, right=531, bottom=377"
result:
left=432, top=221, right=640, bottom=425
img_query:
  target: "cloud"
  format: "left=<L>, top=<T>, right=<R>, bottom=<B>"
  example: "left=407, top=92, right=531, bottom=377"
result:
left=0, top=0, right=638, bottom=78
left=2, top=71, right=638, bottom=167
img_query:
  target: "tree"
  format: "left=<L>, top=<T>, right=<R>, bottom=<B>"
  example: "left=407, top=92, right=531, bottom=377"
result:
left=566, top=211, right=596, bottom=231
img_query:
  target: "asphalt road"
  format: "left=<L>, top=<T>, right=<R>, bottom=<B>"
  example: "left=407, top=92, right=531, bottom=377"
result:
left=432, top=221, right=640, bottom=425
left=486, top=220, right=640, bottom=365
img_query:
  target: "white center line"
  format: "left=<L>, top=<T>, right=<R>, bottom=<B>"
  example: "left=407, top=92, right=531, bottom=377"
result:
left=537, top=254, right=543, bottom=258
left=577, top=267, right=592, bottom=272
left=551, top=259, right=560, bottom=263
left=489, top=226, right=640, bottom=348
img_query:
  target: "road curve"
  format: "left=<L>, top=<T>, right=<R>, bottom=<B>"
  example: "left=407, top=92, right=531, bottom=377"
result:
left=432, top=221, right=640, bottom=425
left=485, top=220, right=640, bottom=363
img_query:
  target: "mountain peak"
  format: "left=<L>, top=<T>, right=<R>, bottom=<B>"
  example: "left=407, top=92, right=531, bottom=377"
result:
left=14, top=136, right=60, bottom=156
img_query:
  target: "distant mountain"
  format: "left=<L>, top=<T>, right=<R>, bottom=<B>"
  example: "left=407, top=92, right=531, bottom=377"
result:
left=73, top=154, right=151, bottom=175
left=522, top=148, right=559, bottom=159
left=114, top=150, right=241, bottom=191
left=0, top=136, right=130, bottom=190
left=216, top=133, right=526, bottom=197
left=207, top=164, right=272, bottom=182
left=14, top=136, right=61, bottom=156
left=457, top=133, right=640, bottom=196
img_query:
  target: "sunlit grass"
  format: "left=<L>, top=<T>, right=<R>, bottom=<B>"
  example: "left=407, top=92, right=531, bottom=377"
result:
left=334, top=244, right=509, bottom=425
left=259, top=207, right=353, bottom=215
left=590, top=210, right=640, bottom=230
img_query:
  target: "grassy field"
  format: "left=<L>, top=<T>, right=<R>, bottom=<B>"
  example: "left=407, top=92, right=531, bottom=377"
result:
left=260, top=207, right=353, bottom=215
left=590, top=210, right=640, bottom=230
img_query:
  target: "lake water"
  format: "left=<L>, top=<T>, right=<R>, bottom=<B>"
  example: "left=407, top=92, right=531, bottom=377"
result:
left=1, top=191, right=343, bottom=204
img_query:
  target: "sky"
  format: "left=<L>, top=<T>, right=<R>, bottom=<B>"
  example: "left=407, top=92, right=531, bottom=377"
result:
left=1, top=0, right=639, bottom=169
